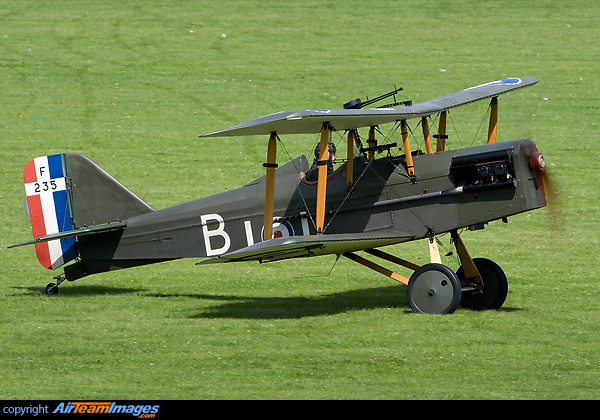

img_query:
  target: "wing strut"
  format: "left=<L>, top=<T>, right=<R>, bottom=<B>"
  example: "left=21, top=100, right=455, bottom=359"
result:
left=316, top=122, right=332, bottom=233
left=400, top=120, right=416, bottom=181
left=263, top=132, right=278, bottom=240
left=346, top=130, right=356, bottom=189
left=487, top=97, right=498, bottom=144
left=421, top=116, right=433, bottom=155
left=367, top=126, right=377, bottom=160
left=435, top=111, right=448, bottom=152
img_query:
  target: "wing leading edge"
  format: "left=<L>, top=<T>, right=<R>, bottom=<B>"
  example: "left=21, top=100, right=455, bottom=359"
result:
left=201, top=77, right=539, bottom=137
left=196, top=231, right=414, bottom=264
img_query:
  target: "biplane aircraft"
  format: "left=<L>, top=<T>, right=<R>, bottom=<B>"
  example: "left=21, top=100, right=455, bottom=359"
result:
left=10, top=76, right=547, bottom=314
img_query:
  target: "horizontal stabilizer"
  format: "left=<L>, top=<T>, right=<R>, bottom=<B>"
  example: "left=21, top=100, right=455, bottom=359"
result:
left=201, top=77, right=539, bottom=137
left=9, top=221, right=127, bottom=249
left=197, top=231, right=414, bottom=264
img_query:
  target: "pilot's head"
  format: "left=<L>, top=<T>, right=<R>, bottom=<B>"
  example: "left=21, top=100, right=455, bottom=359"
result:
left=314, top=142, right=337, bottom=161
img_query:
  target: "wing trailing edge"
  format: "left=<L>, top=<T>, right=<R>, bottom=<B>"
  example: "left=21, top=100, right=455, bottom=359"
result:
left=196, top=231, right=414, bottom=264
left=201, top=77, right=539, bottom=137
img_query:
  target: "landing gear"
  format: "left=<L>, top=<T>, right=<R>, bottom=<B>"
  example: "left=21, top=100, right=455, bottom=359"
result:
left=407, top=264, right=462, bottom=314
left=457, top=258, right=508, bottom=310
left=342, top=233, right=509, bottom=314
left=45, top=275, right=66, bottom=295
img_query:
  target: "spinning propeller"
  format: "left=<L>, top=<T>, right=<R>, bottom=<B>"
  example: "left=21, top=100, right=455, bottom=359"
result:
left=528, top=151, right=561, bottom=231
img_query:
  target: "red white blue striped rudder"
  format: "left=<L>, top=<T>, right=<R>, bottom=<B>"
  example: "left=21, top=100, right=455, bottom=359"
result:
left=23, top=154, right=78, bottom=269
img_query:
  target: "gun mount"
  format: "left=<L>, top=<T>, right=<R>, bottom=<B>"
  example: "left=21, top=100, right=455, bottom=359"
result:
left=343, top=86, right=412, bottom=109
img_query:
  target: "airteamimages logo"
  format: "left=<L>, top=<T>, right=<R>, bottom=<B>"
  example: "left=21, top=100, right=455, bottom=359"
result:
left=52, top=402, right=160, bottom=417
left=2, top=402, right=163, bottom=418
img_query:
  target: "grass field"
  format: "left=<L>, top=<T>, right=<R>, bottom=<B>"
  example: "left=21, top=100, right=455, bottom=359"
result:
left=1, top=0, right=599, bottom=399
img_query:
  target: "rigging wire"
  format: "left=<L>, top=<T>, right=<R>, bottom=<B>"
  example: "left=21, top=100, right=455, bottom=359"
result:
left=471, top=100, right=493, bottom=147
left=274, top=112, right=467, bottom=238
left=322, top=154, right=375, bottom=232
left=447, top=111, right=463, bottom=149
left=293, top=253, right=341, bottom=279
left=427, top=112, right=446, bottom=151
left=275, top=134, right=318, bottom=229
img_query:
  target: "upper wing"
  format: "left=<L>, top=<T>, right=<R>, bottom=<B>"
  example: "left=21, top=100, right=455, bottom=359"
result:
left=201, top=77, right=539, bottom=137
left=196, top=230, right=414, bottom=264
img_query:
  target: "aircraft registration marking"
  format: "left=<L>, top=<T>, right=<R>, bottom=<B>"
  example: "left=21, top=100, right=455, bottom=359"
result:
left=200, top=214, right=303, bottom=256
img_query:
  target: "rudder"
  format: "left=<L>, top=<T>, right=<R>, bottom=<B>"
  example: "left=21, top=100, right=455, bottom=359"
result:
left=24, top=154, right=78, bottom=269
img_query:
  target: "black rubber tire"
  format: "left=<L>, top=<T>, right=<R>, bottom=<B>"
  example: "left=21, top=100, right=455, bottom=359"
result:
left=457, top=258, right=508, bottom=310
left=45, top=283, right=59, bottom=295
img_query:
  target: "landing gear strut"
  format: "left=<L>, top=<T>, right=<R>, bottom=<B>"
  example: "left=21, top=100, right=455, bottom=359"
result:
left=342, top=230, right=509, bottom=314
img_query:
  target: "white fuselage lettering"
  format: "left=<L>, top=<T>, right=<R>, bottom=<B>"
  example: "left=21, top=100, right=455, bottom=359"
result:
left=200, top=213, right=231, bottom=256
left=200, top=213, right=300, bottom=256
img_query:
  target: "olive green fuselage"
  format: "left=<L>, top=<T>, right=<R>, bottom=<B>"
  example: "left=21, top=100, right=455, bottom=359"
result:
left=68, top=138, right=544, bottom=279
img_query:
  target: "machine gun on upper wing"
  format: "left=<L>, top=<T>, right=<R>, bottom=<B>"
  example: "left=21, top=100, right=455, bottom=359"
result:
left=343, top=85, right=412, bottom=110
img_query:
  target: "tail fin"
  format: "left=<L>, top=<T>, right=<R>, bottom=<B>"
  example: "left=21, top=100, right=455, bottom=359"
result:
left=23, top=153, right=153, bottom=269
left=62, top=153, right=154, bottom=227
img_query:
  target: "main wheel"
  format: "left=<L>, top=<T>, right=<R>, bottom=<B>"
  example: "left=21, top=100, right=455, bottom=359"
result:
left=407, top=264, right=462, bottom=314
left=457, top=258, right=508, bottom=310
